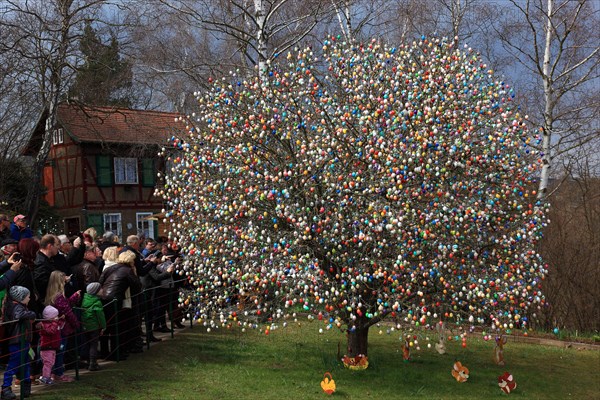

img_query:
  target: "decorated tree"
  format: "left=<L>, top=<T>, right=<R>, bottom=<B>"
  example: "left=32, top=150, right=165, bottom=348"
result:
left=158, top=37, right=547, bottom=360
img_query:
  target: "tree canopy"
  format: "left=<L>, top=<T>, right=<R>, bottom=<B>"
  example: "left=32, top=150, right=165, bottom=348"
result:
left=159, top=37, right=548, bottom=356
left=69, top=21, right=133, bottom=107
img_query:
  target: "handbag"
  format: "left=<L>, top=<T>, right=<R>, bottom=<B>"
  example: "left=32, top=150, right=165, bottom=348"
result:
left=122, top=288, right=132, bottom=309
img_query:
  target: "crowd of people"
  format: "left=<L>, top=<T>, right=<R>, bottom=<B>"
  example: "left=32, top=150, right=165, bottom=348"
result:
left=0, top=214, right=188, bottom=400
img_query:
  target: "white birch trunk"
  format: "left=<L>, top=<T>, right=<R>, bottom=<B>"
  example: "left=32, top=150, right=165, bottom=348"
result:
left=331, top=0, right=353, bottom=41
left=254, top=0, right=268, bottom=81
left=538, top=0, right=553, bottom=200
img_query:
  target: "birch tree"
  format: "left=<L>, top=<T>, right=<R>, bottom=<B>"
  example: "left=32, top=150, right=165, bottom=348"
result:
left=497, top=0, right=600, bottom=199
left=152, top=0, right=343, bottom=80
left=325, top=0, right=400, bottom=41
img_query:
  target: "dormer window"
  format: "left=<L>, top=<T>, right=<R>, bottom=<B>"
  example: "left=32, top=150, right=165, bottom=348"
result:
left=52, top=128, right=64, bottom=145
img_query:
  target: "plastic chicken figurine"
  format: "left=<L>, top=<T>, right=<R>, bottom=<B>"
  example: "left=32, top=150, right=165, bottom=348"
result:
left=321, top=372, right=336, bottom=395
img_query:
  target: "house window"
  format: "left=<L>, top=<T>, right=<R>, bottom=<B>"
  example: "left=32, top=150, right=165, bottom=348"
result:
left=104, top=213, right=122, bottom=237
left=52, top=128, right=64, bottom=145
left=137, top=212, right=155, bottom=239
left=114, top=157, right=138, bottom=184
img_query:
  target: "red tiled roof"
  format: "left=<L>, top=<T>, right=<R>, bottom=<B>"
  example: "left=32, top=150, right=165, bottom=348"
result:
left=57, top=103, right=183, bottom=145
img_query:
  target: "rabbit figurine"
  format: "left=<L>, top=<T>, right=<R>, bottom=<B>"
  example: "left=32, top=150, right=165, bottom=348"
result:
left=435, top=322, right=446, bottom=355
left=494, top=335, right=507, bottom=366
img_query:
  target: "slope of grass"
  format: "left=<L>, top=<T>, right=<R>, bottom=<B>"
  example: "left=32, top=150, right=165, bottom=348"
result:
left=32, top=323, right=600, bottom=400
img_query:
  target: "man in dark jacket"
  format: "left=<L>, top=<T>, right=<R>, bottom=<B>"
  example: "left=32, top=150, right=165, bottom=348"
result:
left=33, top=234, right=60, bottom=304
left=121, top=235, right=152, bottom=277
left=98, top=231, right=120, bottom=253
left=55, top=235, right=85, bottom=271
left=54, top=234, right=85, bottom=297
left=73, top=245, right=101, bottom=296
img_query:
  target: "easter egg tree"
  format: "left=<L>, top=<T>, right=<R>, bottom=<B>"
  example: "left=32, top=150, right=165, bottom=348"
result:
left=159, top=37, right=547, bottom=360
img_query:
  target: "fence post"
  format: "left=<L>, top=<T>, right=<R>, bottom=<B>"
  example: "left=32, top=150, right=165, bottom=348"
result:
left=18, top=321, right=25, bottom=400
left=114, top=300, right=120, bottom=362
left=168, top=287, right=174, bottom=338
left=143, top=290, right=150, bottom=350
left=74, top=316, right=80, bottom=380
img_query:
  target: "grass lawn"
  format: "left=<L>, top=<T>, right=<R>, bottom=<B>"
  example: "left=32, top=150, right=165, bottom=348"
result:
left=32, top=322, right=599, bottom=400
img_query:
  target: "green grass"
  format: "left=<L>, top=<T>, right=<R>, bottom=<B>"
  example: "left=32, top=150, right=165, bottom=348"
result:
left=32, top=323, right=600, bottom=400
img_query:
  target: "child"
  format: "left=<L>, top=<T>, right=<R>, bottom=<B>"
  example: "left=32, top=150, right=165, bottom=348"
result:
left=45, top=270, right=80, bottom=383
left=36, top=305, right=65, bottom=385
left=81, top=282, right=106, bottom=371
left=2, top=286, right=36, bottom=400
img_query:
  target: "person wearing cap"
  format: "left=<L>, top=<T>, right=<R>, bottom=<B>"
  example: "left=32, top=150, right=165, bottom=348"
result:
left=81, top=282, right=106, bottom=371
left=98, top=231, right=120, bottom=253
left=0, top=238, right=18, bottom=263
left=9, top=215, right=33, bottom=242
left=0, top=215, right=11, bottom=243
left=2, top=286, right=36, bottom=400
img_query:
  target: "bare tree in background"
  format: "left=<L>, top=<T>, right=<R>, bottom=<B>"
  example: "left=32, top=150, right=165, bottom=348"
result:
left=538, top=140, right=600, bottom=332
left=0, top=27, right=36, bottom=161
left=388, top=0, right=476, bottom=43
left=150, top=0, right=345, bottom=80
left=0, top=25, right=39, bottom=209
left=324, top=0, right=400, bottom=41
left=496, top=0, right=600, bottom=200
left=0, top=0, right=106, bottom=225
left=123, top=3, right=219, bottom=112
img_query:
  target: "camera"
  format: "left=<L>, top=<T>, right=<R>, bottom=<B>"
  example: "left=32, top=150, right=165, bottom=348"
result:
left=12, top=253, right=21, bottom=262
left=153, top=251, right=163, bottom=259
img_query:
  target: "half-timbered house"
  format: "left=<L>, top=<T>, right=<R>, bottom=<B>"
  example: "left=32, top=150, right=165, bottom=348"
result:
left=25, top=103, right=182, bottom=239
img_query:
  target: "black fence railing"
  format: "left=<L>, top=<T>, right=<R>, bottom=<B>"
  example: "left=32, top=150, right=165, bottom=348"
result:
left=0, top=277, right=192, bottom=399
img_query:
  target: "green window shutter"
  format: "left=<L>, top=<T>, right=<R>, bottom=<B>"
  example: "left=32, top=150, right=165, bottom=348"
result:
left=87, top=214, right=103, bottom=235
left=153, top=219, right=159, bottom=239
left=141, top=158, right=155, bottom=187
left=96, top=155, right=113, bottom=187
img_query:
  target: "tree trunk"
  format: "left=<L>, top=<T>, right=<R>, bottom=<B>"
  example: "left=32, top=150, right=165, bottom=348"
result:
left=538, top=0, right=553, bottom=200
left=24, top=0, right=74, bottom=228
left=346, top=325, right=369, bottom=357
left=254, top=0, right=268, bottom=81
left=26, top=98, right=58, bottom=229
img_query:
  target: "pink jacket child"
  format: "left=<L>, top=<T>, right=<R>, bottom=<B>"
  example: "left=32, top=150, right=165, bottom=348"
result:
left=37, top=306, right=65, bottom=384
left=52, top=291, right=81, bottom=337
